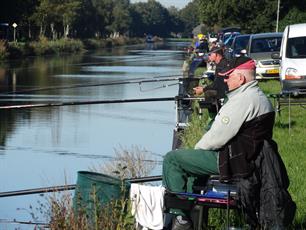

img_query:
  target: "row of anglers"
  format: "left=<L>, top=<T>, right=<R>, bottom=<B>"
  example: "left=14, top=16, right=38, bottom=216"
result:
left=127, top=52, right=297, bottom=229
left=187, top=23, right=306, bottom=97
left=122, top=26, right=299, bottom=228
left=131, top=25, right=304, bottom=230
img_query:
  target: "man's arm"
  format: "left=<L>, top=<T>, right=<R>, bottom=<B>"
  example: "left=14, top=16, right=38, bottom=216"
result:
left=194, top=98, right=249, bottom=150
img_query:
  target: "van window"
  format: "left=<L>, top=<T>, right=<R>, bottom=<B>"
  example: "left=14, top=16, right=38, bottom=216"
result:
left=250, top=37, right=282, bottom=53
left=286, top=37, right=306, bottom=58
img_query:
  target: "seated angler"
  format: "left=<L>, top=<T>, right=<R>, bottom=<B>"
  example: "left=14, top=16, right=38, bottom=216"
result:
left=162, top=56, right=276, bottom=230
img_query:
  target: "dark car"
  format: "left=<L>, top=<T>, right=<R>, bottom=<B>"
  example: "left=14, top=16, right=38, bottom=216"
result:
left=230, top=34, right=251, bottom=57
left=218, top=26, right=241, bottom=42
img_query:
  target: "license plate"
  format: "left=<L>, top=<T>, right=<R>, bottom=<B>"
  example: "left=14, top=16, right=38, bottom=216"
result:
left=266, top=69, right=279, bottom=74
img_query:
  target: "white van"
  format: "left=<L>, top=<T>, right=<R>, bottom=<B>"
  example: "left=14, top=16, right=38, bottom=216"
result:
left=279, top=23, right=306, bottom=95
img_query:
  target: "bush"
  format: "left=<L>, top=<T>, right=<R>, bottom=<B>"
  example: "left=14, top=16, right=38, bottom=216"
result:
left=0, top=40, right=9, bottom=60
left=2, top=36, right=142, bottom=60
left=29, top=36, right=84, bottom=56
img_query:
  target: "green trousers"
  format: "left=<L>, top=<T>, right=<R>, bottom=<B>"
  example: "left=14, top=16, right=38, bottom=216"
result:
left=162, top=148, right=219, bottom=192
left=162, top=148, right=219, bottom=216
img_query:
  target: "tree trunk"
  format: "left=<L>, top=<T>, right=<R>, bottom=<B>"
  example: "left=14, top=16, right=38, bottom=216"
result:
left=40, top=23, right=43, bottom=37
left=63, top=21, right=70, bottom=39
left=50, top=23, right=56, bottom=40
left=28, top=21, right=31, bottom=39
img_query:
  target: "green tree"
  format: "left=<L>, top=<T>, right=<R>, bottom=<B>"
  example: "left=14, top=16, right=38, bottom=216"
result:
left=179, top=0, right=201, bottom=36
left=30, top=0, right=51, bottom=37
left=57, top=0, right=81, bottom=38
left=107, top=0, right=131, bottom=36
left=167, top=6, right=184, bottom=37
left=91, top=0, right=114, bottom=37
left=31, top=0, right=80, bottom=39
left=279, top=7, right=306, bottom=32
left=130, top=0, right=171, bottom=37
left=73, top=0, right=100, bottom=38
left=198, top=0, right=306, bottom=34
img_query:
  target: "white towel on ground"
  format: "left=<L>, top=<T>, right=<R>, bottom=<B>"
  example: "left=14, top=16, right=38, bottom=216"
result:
left=130, top=184, right=165, bottom=230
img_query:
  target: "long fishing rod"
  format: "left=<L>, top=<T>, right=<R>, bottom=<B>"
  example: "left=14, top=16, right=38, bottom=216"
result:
left=0, top=96, right=175, bottom=110
left=0, top=175, right=162, bottom=198
left=0, top=74, right=182, bottom=94
left=0, top=96, right=206, bottom=110
left=0, top=218, right=49, bottom=227
left=2, top=75, right=193, bottom=95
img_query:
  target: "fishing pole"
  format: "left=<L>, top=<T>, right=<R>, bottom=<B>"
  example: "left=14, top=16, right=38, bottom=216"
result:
left=0, top=74, right=183, bottom=94
left=0, top=96, right=175, bottom=110
left=0, top=175, right=162, bottom=198
left=139, top=82, right=180, bottom=92
left=0, top=96, right=207, bottom=110
left=0, top=218, right=49, bottom=227
left=2, top=75, right=196, bottom=95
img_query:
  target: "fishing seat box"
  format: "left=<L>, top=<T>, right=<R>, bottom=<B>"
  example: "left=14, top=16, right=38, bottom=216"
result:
left=164, top=176, right=239, bottom=229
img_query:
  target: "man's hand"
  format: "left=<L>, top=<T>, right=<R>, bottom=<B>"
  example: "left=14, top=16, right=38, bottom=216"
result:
left=193, top=86, right=204, bottom=95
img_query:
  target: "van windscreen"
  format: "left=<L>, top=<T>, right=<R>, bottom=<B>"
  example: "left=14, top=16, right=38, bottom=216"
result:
left=286, top=37, right=306, bottom=58
left=250, top=37, right=282, bottom=53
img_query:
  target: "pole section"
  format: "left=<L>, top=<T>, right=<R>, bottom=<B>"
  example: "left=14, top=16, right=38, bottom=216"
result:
left=276, top=0, right=280, bottom=32
left=0, top=175, right=162, bottom=198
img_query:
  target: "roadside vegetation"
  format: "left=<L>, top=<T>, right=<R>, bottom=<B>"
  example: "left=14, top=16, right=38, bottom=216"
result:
left=0, top=36, right=144, bottom=60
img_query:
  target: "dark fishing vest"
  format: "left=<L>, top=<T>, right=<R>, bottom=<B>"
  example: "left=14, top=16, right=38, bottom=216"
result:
left=218, top=112, right=275, bottom=181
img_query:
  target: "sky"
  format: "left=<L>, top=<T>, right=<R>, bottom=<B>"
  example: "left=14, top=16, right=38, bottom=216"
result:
left=130, top=0, right=192, bottom=9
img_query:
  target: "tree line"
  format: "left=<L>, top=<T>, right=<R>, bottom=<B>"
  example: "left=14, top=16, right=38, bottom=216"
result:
left=197, top=0, right=306, bottom=33
left=0, top=0, right=194, bottom=41
left=0, top=0, right=305, bottom=41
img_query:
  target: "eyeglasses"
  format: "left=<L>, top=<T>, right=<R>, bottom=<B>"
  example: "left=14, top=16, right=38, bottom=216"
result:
left=224, top=72, right=245, bottom=80
left=223, top=72, right=240, bottom=79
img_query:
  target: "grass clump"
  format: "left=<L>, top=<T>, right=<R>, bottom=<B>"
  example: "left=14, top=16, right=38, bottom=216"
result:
left=90, top=145, right=157, bottom=179
left=40, top=145, right=157, bottom=229
left=29, top=37, right=84, bottom=56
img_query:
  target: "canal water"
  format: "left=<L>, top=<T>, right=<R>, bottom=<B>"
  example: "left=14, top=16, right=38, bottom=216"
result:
left=0, top=41, right=188, bottom=228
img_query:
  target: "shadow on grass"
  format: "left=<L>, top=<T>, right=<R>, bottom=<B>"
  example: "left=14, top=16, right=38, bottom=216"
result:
left=274, top=120, right=297, bottom=129
left=293, top=220, right=306, bottom=229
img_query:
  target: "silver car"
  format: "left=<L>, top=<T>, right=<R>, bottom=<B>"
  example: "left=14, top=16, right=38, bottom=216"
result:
left=247, top=32, right=283, bottom=79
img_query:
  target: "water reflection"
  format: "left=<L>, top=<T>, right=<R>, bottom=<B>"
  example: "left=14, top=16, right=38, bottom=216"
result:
left=0, top=42, right=188, bottom=227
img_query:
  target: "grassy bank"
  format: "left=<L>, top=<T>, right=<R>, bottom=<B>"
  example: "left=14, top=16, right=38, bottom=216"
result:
left=0, top=37, right=144, bottom=60
left=180, top=77, right=306, bottom=228
left=260, top=80, right=306, bottom=227
left=166, top=38, right=193, bottom=42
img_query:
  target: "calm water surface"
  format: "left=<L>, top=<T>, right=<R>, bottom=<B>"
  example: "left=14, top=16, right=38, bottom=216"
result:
left=0, top=42, right=188, bottom=228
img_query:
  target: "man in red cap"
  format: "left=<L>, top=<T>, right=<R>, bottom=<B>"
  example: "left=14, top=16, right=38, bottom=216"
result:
left=163, top=56, right=275, bottom=230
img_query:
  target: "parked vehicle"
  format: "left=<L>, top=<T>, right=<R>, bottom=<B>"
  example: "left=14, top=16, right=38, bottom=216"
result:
left=223, top=32, right=241, bottom=47
left=217, top=27, right=241, bottom=43
left=229, top=34, right=251, bottom=57
left=277, top=23, right=306, bottom=95
left=0, top=23, right=9, bottom=39
left=246, top=32, right=283, bottom=79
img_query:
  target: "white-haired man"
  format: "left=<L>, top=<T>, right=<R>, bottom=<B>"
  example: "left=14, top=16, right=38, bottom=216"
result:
left=163, top=56, right=275, bottom=230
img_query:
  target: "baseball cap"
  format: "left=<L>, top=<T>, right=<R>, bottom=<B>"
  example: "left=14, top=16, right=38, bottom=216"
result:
left=208, top=45, right=224, bottom=56
left=219, top=56, right=256, bottom=76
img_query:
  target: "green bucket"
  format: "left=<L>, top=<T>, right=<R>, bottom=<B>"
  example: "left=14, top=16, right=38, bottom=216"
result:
left=73, top=171, right=130, bottom=216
